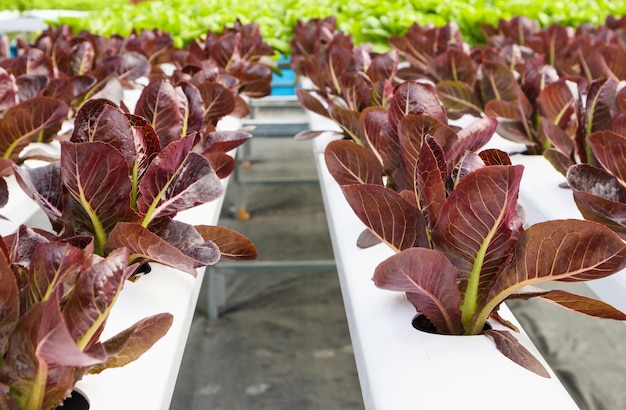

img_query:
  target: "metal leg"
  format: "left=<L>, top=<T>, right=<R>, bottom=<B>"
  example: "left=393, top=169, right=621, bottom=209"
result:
left=232, top=149, right=251, bottom=221
left=207, top=266, right=225, bottom=320
left=205, top=260, right=336, bottom=320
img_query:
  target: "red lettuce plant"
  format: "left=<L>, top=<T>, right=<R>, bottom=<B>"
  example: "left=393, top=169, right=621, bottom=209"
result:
left=389, top=21, right=475, bottom=88
left=290, top=18, right=398, bottom=143
left=4, top=26, right=151, bottom=112
left=289, top=16, right=354, bottom=97
left=170, top=20, right=274, bottom=100
left=123, top=28, right=177, bottom=70
left=323, top=82, right=626, bottom=376
left=389, top=15, right=626, bottom=158
left=542, top=77, right=625, bottom=175
left=0, top=225, right=173, bottom=409
left=133, top=77, right=251, bottom=178
left=0, top=70, right=69, bottom=220
left=13, top=98, right=256, bottom=275
left=566, top=124, right=626, bottom=239
left=0, top=93, right=69, bottom=164
left=481, top=16, right=626, bottom=83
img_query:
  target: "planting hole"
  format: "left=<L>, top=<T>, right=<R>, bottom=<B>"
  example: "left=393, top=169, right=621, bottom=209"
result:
left=57, top=389, right=89, bottom=410
left=411, top=314, right=492, bottom=335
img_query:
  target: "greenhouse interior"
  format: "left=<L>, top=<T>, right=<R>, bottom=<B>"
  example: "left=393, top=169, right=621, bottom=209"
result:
left=2, top=1, right=626, bottom=409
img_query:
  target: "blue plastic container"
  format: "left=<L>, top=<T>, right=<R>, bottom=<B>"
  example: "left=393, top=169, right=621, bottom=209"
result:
left=270, top=55, right=299, bottom=96
left=271, top=68, right=299, bottom=96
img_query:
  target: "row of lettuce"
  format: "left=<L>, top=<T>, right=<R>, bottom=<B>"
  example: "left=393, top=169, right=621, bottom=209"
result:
left=293, top=15, right=626, bottom=233
left=3, top=0, right=626, bottom=54
left=291, top=16, right=626, bottom=378
left=0, top=22, right=268, bottom=409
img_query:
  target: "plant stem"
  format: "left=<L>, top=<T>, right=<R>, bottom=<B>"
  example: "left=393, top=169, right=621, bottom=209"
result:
left=24, top=361, right=48, bottom=410
left=460, top=253, right=484, bottom=333
left=76, top=181, right=107, bottom=255
left=77, top=288, right=121, bottom=351
left=141, top=184, right=170, bottom=228
left=460, top=224, right=496, bottom=333
left=131, top=163, right=139, bottom=210
left=3, top=135, right=27, bottom=160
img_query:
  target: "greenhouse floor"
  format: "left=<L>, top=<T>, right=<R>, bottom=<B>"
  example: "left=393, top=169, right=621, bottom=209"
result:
left=169, top=98, right=626, bottom=410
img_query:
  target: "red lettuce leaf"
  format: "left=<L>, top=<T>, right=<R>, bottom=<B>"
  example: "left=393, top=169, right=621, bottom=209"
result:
left=577, top=78, right=617, bottom=162
left=567, top=164, right=626, bottom=238
left=68, top=40, right=95, bottom=76
left=435, top=80, right=483, bottom=117
left=0, top=97, right=69, bottom=160
left=340, top=183, right=429, bottom=251
left=134, top=79, right=186, bottom=147
left=26, top=242, right=91, bottom=309
left=324, top=139, right=383, bottom=186
left=389, top=82, right=447, bottom=133
left=0, top=246, right=18, bottom=355
left=415, top=136, right=447, bottom=228
left=89, top=312, right=173, bottom=373
left=373, top=247, right=464, bottom=335
left=588, top=130, right=626, bottom=183
left=201, top=129, right=252, bottom=154
left=6, top=47, right=53, bottom=77
left=106, top=221, right=221, bottom=275
left=14, top=74, right=48, bottom=101
left=479, top=60, right=520, bottom=104
left=71, top=100, right=135, bottom=159
left=0, top=67, right=18, bottom=115
left=537, top=289, right=626, bottom=320
left=432, top=165, right=524, bottom=299
left=62, top=248, right=131, bottom=349
left=536, top=79, right=577, bottom=132
left=397, top=114, right=457, bottom=174
left=194, top=225, right=258, bottom=260
left=136, top=136, right=224, bottom=224
left=197, top=81, right=236, bottom=128
left=489, top=219, right=626, bottom=304
left=204, top=152, right=235, bottom=179
left=60, top=141, right=137, bottom=251
left=13, top=162, right=64, bottom=232
left=484, top=329, right=550, bottom=378
left=450, top=117, right=498, bottom=167
left=360, top=107, right=388, bottom=162
left=295, top=88, right=330, bottom=118
left=328, top=102, right=361, bottom=142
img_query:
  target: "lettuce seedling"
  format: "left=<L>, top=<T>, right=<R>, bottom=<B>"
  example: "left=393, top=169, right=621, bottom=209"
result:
left=0, top=225, right=172, bottom=409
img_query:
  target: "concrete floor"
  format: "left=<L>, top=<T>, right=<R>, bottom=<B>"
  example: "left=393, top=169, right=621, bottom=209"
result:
left=170, top=98, right=626, bottom=410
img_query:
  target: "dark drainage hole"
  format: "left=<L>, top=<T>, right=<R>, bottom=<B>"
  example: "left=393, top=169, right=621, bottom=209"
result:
left=411, top=314, right=492, bottom=335
left=57, top=390, right=89, bottom=410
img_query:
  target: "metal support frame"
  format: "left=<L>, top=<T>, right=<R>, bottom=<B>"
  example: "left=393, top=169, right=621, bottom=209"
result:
left=230, top=96, right=311, bottom=219
left=206, top=95, right=336, bottom=319
left=207, top=259, right=337, bottom=319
